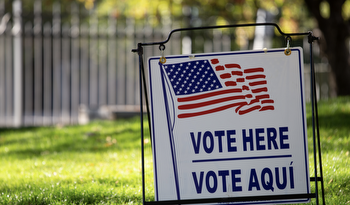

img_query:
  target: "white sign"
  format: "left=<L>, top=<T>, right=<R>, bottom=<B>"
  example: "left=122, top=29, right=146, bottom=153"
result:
left=148, top=48, right=310, bottom=204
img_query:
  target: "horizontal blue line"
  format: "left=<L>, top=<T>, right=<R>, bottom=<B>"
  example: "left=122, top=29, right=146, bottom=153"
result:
left=192, top=154, right=292, bottom=163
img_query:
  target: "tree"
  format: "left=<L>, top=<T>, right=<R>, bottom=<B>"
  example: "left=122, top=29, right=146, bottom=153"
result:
left=304, top=0, right=350, bottom=96
left=96, top=0, right=349, bottom=96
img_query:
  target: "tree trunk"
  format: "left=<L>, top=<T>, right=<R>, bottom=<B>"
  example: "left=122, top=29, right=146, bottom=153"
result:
left=305, top=0, right=350, bottom=96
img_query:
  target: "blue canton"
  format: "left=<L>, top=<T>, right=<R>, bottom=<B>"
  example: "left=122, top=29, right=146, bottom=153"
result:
left=164, top=60, right=223, bottom=96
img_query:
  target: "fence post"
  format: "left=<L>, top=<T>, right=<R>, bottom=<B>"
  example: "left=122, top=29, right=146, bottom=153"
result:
left=12, top=0, right=22, bottom=127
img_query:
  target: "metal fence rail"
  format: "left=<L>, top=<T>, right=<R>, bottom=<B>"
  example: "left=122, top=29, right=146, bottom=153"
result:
left=0, top=0, right=330, bottom=127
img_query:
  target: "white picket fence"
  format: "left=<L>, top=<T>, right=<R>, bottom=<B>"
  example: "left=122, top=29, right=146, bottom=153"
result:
left=0, top=0, right=330, bottom=127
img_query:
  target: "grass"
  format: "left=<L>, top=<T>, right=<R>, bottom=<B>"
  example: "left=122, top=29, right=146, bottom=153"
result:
left=0, top=117, right=154, bottom=204
left=0, top=97, right=349, bottom=204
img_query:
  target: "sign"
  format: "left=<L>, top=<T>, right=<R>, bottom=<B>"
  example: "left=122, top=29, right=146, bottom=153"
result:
left=147, top=48, right=310, bottom=204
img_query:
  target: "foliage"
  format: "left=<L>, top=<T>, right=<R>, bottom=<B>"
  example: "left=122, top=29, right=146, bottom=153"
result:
left=0, top=97, right=349, bottom=204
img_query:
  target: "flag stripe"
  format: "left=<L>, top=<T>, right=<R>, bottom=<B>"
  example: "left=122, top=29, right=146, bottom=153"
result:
left=178, top=95, right=247, bottom=110
left=178, top=102, right=247, bottom=118
left=216, top=65, right=225, bottom=71
left=225, top=64, right=241, bottom=69
left=249, top=80, right=267, bottom=86
left=251, top=87, right=268, bottom=93
left=261, top=99, right=274, bottom=104
left=177, top=88, right=242, bottom=102
left=238, top=105, right=261, bottom=115
left=220, top=73, right=231, bottom=79
left=244, top=67, right=264, bottom=73
left=211, top=59, right=219, bottom=64
left=225, top=81, right=237, bottom=86
left=231, top=71, right=243, bottom=76
left=260, top=106, right=275, bottom=111
left=237, top=78, right=245, bottom=82
left=246, top=74, right=266, bottom=80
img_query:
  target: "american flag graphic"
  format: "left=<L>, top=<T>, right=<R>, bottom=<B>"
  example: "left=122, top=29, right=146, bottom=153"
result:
left=162, top=58, right=275, bottom=119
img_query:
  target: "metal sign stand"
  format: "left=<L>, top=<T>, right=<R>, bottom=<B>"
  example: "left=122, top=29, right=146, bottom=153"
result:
left=132, top=23, right=326, bottom=205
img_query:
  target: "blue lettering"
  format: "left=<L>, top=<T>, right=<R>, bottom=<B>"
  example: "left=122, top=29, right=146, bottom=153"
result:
left=226, top=130, right=237, bottom=152
left=218, top=170, right=229, bottom=192
left=267, top=128, right=278, bottom=150
left=248, top=169, right=260, bottom=191
left=261, top=168, right=274, bottom=191
left=255, top=128, right=265, bottom=150
left=205, top=171, right=218, bottom=193
left=289, top=166, right=295, bottom=189
left=214, top=131, right=225, bottom=153
left=275, top=167, right=287, bottom=189
left=231, top=169, right=242, bottom=192
left=192, top=171, right=204, bottom=194
left=279, top=127, right=289, bottom=149
left=243, top=129, right=254, bottom=151
left=203, top=131, right=214, bottom=153
left=190, top=132, right=201, bottom=154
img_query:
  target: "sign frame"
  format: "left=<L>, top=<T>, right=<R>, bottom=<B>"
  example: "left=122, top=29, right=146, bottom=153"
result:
left=132, top=23, right=325, bottom=205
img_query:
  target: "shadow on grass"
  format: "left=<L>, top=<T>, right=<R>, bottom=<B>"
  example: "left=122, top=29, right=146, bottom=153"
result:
left=0, top=123, right=150, bottom=159
left=307, top=110, right=350, bottom=152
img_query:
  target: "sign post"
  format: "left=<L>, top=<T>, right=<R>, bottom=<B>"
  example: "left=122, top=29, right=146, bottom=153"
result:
left=132, top=23, right=325, bottom=205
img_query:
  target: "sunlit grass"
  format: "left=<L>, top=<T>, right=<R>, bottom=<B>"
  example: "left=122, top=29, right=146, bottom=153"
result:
left=0, top=97, right=350, bottom=204
left=0, top=118, right=154, bottom=204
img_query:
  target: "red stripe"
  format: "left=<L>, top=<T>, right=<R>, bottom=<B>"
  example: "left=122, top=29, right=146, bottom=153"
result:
left=255, top=94, right=270, bottom=100
left=225, top=64, right=241, bottom=69
left=216, top=65, right=225, bottom=71
left=237, top=78, right=245, bottom=82
left=220, top=73, right=231, bottom=79
left=249, top=99, right=260, bottom=104
left=249, top=80, right=267, bottom=86
left=238, top=105, right=261, bottom=115
left=231, top=71, right=243, bottom=76
left=178, top=102, right=247, bottom=118
left=251, top=87, right=268, bottom=93
left=225, top=81, right=237, bottom=86
left=260, top=106, right=275, bottom=111
left=261, top=99, right=274, bottom=104
left=246, top=74, right=266, bottom=80
left=242, top=85, right=249, bottom=90
left=177, top=88, right=242, bottom=102
left=178, top=95, right=246, bottom=110
left=244, top=67, right=264, bottom=73
left=211, top=59, right=219, bottom=64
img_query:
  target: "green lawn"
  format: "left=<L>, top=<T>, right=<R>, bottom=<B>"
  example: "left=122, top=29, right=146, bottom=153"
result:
left=0, top=97, right=349, bottom=204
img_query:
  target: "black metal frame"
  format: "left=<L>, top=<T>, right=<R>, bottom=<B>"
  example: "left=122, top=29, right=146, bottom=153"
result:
left=132, top=23, right=326, bottom=205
